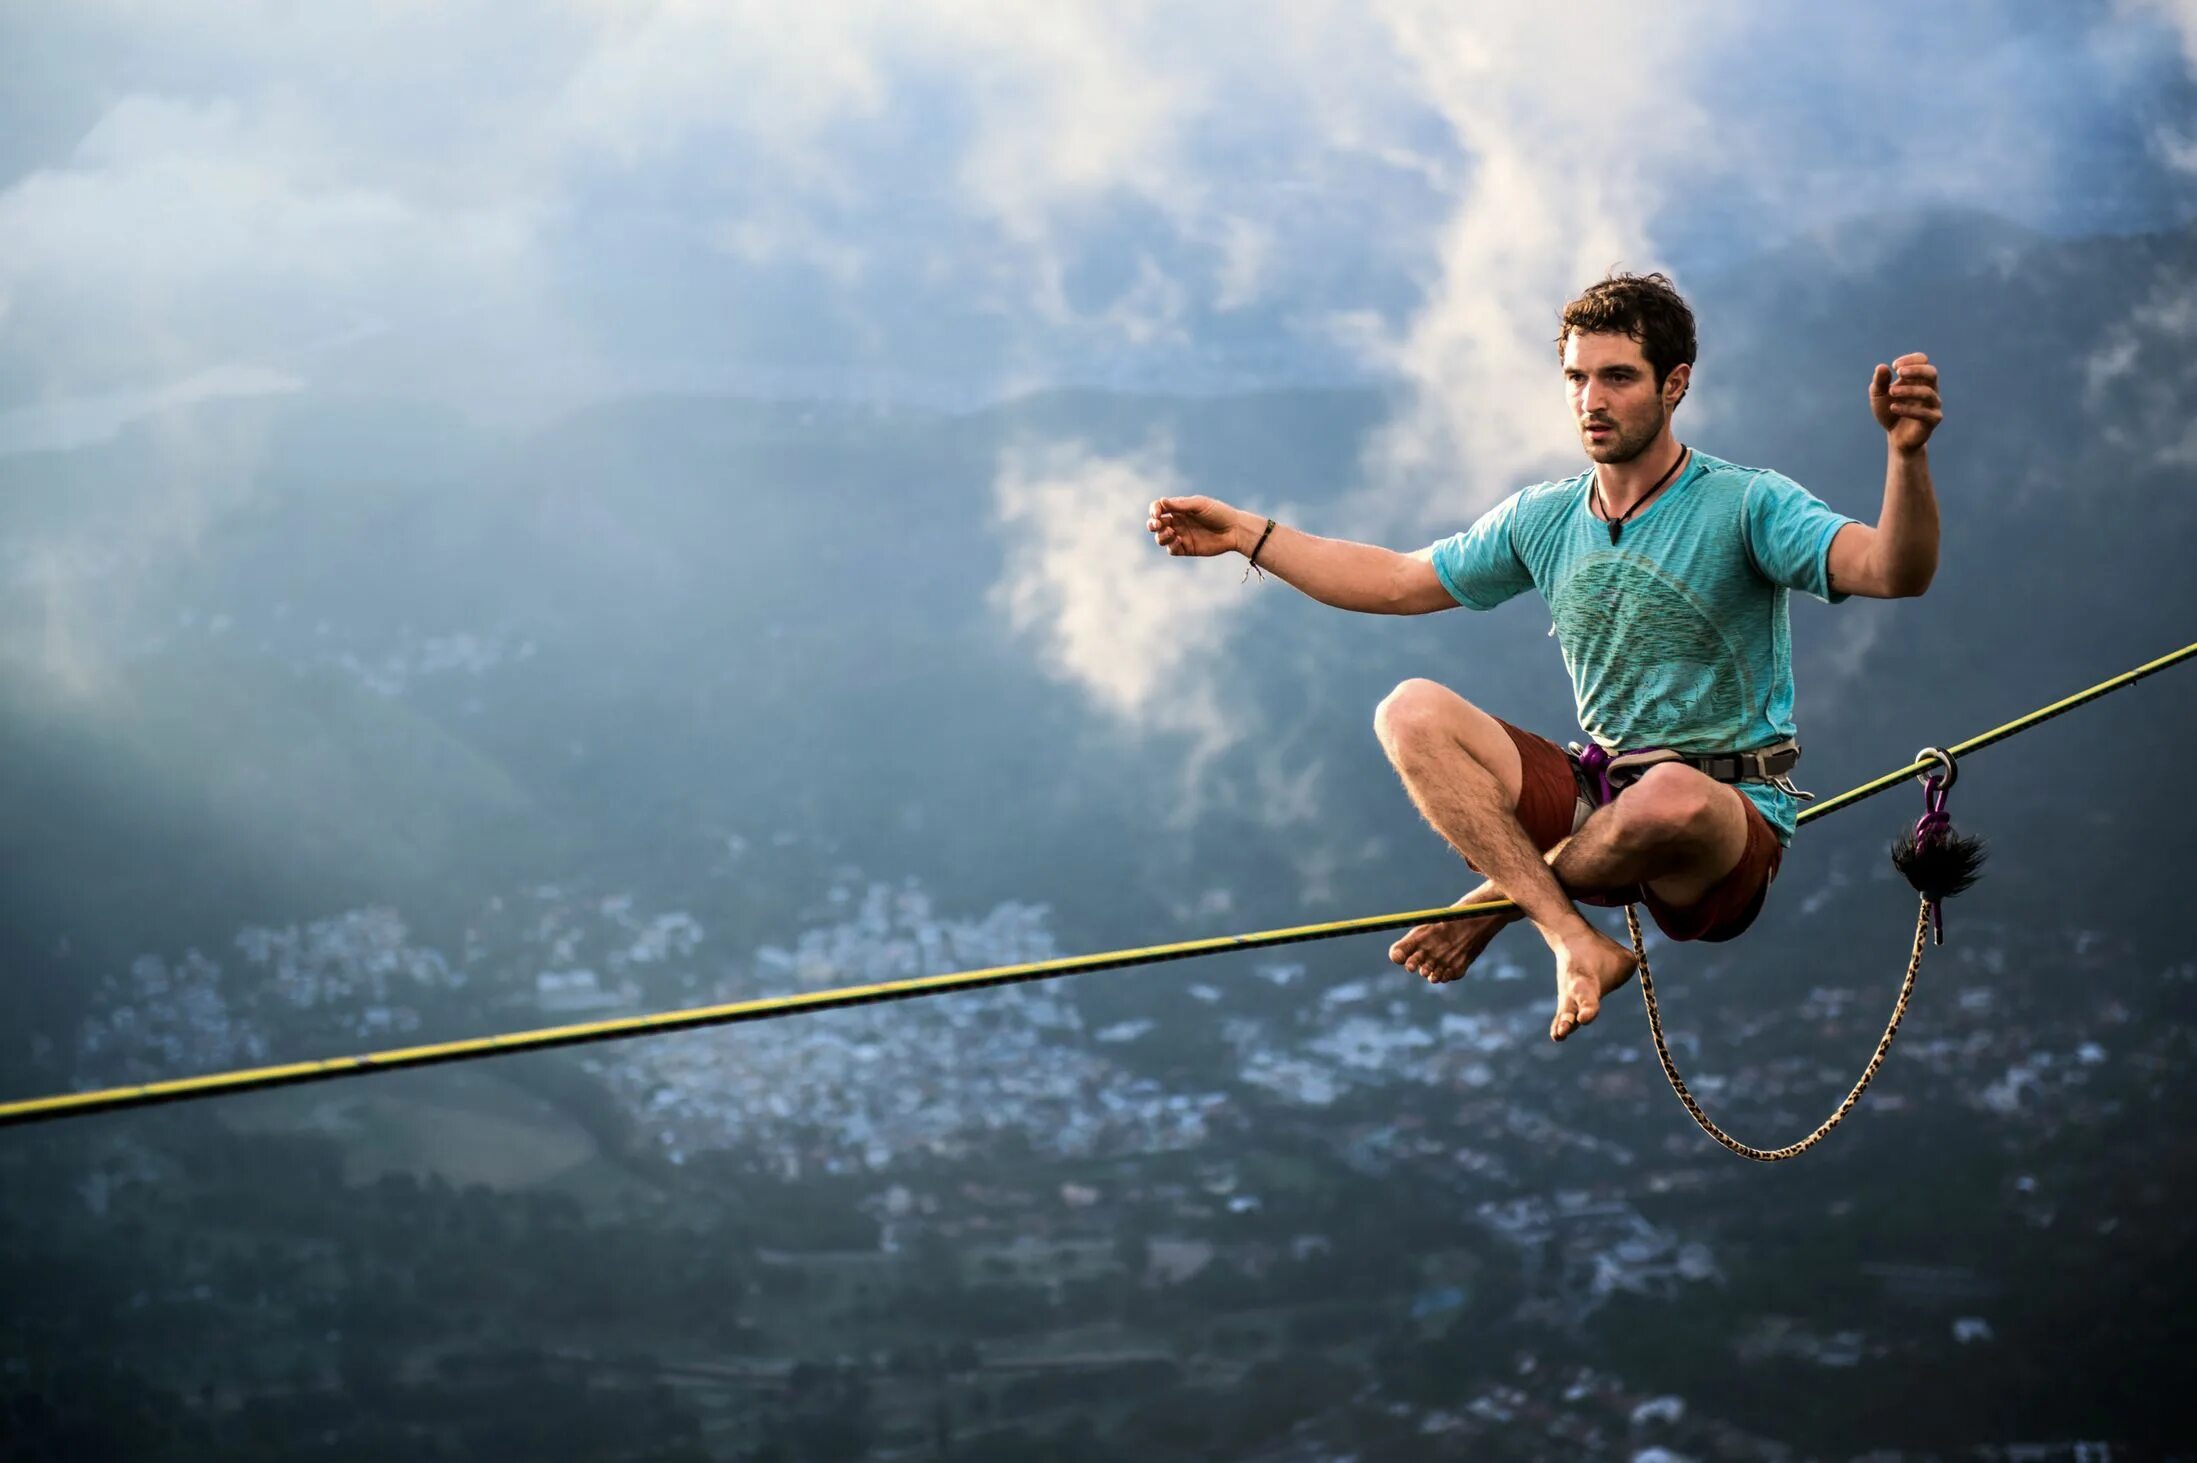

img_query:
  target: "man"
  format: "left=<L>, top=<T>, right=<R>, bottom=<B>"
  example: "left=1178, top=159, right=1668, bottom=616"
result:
left=1146, top=272, right=1942, bottom=1043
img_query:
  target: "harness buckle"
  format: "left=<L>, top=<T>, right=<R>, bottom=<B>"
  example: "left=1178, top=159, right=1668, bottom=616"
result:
left=1572, top=737, right=1812, bottom=802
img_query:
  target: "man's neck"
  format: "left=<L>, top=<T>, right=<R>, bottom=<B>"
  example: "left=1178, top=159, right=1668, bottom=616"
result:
left=1592, top=429, right=1687, bottom=520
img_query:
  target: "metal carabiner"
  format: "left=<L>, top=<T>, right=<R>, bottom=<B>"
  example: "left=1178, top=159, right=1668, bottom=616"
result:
left=1912, top=745, right=1957, bottom=792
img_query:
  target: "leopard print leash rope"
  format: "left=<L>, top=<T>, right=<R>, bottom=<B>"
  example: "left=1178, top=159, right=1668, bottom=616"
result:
left=1624, top=898, right=1932, bottom=1162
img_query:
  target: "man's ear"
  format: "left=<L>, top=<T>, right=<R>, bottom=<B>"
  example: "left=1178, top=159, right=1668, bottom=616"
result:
left=1663, top=361, right=1691, bottom=410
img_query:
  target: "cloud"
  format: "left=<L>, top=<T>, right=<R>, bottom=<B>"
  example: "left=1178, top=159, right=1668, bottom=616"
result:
left=1339, top=4, right=1723, bottom=532
left=6, top=1, right=2185, bottom=422
left=1211, top=218, right=1274, bottom=313
left=1329, top=2, right=2187, bottom=532
left=6, top=0, right=2193, bottom=709
left=2118, top=0, right=2197, bottom=170
left=2086, top=272, right=2197, bottom=466
left=0, top=364, right=302, bottom=457
left=0, top=92, right=555, bottom=402
left=2082, top=8, right=2197, bottom=465
left=2122, top=0, right=2197, bottom=69
left=555, top=0, right=891, bottom=202
left=0, top=399, right=289, bottom=705
left=710, top=210, right=869, bottom=286
left=989, top=440, right=1250, bottom=779
left=1251, top=747, right=1325, bottom=831
left=0, top=76, right=570, bottom=698
left=935, top=3, right=1206, bottom=241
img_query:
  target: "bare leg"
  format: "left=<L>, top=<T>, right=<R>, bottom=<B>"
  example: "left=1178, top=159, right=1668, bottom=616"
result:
left=1374, top=680, right=1636, bottom=1041
left=1390, top=840, right=1571, bottom=986
left=1390, top=761, right=1755, bottom=1039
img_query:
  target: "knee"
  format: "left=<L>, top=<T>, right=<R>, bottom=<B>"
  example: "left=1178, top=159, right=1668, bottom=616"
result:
left=1373, top=678, right=1459, bottom=753
left=1613, top=765, right=1721, bottom=849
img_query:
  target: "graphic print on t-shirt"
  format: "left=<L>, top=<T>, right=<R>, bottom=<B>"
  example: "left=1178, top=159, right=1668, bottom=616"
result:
left=1547, top=554, right=1754, bottom=749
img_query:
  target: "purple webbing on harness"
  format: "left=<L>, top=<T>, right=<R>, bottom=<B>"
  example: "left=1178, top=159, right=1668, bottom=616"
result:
left=1575, top=743, right=1616, bottom=809
left=1573, top=742, right=1667, bottom=810
left=1913, top=773, right=1952, bottom=942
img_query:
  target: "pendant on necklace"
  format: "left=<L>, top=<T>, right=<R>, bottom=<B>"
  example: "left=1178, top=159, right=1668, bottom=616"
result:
left=1597, top=443, right=1684, bottom=550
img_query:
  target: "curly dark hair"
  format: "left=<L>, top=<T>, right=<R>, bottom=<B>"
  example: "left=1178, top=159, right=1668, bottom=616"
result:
left=1556, top=271, right=1698, bottom=390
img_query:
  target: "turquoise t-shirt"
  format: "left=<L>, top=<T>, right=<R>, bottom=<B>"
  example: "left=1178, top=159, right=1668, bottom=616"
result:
left=1428, top=449, right=1856, bottom=844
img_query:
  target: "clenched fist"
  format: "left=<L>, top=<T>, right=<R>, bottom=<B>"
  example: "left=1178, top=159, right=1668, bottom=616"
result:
left=1147, top=495, right=1249, bottom=557
left=1871, top=352, right=1943, bottom=455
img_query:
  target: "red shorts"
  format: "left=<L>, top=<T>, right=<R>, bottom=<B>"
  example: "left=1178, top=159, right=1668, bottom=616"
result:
left=1495, top=718, right=1783, bottom=944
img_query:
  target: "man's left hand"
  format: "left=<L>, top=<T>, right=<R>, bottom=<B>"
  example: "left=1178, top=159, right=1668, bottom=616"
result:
left=1871, top=352, right=1942, bottom=454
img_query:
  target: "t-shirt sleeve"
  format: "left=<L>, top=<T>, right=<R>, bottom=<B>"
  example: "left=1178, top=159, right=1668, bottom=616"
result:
left=1743, top=470, right=1858, bottom=604
left=1427, top=492, right=1534, bottom=610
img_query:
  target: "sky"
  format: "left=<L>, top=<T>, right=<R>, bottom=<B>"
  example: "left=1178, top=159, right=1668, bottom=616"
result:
left=3, top=1, right=2192, bottom=426
left=2, top=0, right=2194, bottom=758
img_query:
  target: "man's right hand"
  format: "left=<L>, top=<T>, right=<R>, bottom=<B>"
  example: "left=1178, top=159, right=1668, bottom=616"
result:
left=1148, top=496, right=1250, bottom=558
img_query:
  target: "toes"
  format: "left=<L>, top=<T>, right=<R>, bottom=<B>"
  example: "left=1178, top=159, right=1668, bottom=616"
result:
left=1397, top=925, right=1483, bottom=988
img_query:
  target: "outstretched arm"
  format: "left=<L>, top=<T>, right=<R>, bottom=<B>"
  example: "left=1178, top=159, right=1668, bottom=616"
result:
left=1147, top=496, right=1458, bottom=615
left=1828, top=351, right=1943, bottom=599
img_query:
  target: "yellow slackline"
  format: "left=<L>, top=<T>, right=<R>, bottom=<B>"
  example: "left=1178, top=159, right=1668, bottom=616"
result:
left=3, top=639, right=2192, bottom=1131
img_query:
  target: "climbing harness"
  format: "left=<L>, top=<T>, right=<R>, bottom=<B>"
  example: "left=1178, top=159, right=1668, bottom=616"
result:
left=0, top=640, right=2191, bottom=1135
left=1569, top=737, right=1808, bottom=809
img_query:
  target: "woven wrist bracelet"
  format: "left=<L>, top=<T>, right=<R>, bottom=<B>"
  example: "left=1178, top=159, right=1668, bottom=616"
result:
left=1243, top=517, right=1277, bottom=581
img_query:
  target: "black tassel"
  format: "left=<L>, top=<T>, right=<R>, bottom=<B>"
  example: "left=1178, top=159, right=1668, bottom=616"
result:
left=1890, top=826, right=1987, bottom=904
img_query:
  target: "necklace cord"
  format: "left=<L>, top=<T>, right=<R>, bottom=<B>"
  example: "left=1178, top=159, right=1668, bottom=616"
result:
left=1594, top=442, right=1688, bottom=543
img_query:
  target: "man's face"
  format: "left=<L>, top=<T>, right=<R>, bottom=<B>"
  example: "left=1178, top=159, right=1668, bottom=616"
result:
left=1563, top=330, right=1687, bottom=465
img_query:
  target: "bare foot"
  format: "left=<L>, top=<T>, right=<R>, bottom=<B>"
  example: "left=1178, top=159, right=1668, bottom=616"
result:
left=1389, top=907, right=1516, bottom=984
left=1549, top=929, right=1638, bottom=1042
